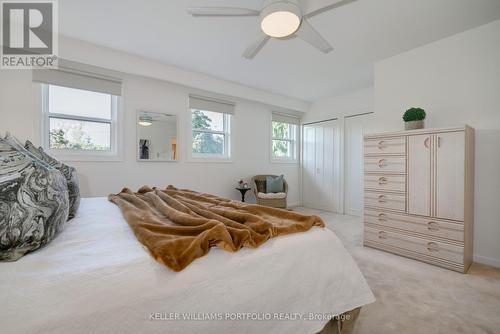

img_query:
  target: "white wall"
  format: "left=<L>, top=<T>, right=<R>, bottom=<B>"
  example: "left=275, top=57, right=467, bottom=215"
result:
left=374, top=19, right=500, bottom=267
left=304, top=87, right=374, bottom=123
left=59, top=37, right=310, bottom=113
left=0, top=39, right=303, bottom=205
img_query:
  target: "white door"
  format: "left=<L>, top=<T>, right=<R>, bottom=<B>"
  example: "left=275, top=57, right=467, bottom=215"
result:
left=302, top=120, right=340, bottom=212
left=303, top=125, right=317, bottom=207
left=408, top=134, right=432, bottom=216
left=344, top=114, right=374, bottom=216
left=436, top=131, right=465, bottom=221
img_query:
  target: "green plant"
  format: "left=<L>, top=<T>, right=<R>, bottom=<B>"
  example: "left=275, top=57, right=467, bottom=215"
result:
left=403, top=107, right=426, bottom=122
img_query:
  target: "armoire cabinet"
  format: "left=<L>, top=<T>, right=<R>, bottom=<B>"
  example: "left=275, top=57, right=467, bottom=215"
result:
left=363, top=126, right=474, bottom=273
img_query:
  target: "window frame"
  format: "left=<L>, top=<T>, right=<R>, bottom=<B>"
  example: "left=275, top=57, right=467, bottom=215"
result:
left=270, top=119, right=299, bottom=164
left=40, top=83, right=123, bottom=161
left=188, top=108, right=232, bottom=162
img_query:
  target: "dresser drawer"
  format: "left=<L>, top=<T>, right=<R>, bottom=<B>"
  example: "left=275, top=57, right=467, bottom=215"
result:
left=364, top=226, right=464, bottom=264
left=365, top=174, right=405, bottom=193
left=365, top=156, right=406, bottom=173
left=364, top=137, right=406, bottom=155
left=364, top=209, right=464, bottom=242
left=365, top=191, right=405, bottom=212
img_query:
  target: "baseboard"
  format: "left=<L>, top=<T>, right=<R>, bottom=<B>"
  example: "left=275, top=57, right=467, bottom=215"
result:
left=287, top=202, right=300, bottom=208
left=473, top=254, right=500, bottom=268
left=346, top=209, right=362, bottom=217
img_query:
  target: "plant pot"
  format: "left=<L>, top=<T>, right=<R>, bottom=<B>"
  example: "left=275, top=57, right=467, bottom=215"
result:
left=405, top=120, right=424, bottom=130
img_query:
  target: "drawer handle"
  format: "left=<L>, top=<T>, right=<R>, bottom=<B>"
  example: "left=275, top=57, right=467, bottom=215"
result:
left=378, top=140, right=387, bottom=150
left=378, top=231, right=388, bottom=239
left=378, top=159, right=388, bottom=168
left=378, top=177, right=388, bottom=185
left=378, top=213, right=387, bottom=222
left=378, top=195, right=387, bottom=203
left=424, top=137, right=430, bottom=149
left=427, top=242, right=439, bottom=252
left=427, top=222, right=440, bottom=232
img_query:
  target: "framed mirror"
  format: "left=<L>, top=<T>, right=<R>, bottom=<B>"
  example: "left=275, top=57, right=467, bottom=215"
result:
left=137, top=111, right=178, bottom=161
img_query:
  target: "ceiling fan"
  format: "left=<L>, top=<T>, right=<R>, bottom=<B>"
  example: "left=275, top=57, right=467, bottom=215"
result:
left=187, top=0, right=357, bottom=59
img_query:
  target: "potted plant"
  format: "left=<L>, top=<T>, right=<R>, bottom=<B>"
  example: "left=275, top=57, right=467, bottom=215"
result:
left=403, top=107, right=426, bottom=130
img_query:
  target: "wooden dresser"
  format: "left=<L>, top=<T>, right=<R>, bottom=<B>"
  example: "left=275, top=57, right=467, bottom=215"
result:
left=363, top=126, right=474, bottom=273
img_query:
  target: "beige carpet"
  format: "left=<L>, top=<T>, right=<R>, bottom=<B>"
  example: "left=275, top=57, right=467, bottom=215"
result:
left=295, top=208, right=500, bottom=334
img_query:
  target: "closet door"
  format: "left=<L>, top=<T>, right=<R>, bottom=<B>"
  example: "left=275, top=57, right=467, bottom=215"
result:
left=302, top=120, right=340, bottom=212
left=303, top=125, right=317, bottom=207
left=314, top=126, right=325, bottom=206
left=408, top=134, right=432, bottom=216
left=317, top=121, right=340, bottom=212
left=436, top=132, right=465, bottom=221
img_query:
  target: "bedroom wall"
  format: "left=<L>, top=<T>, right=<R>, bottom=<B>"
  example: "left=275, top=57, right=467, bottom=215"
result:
left=0, top=39, right=305, bottom=205
left=374, top=19, right=500, bottom=267
left=303, top=87, right=374, bottom=123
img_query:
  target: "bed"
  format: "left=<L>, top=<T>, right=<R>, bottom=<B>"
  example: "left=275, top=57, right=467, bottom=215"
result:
left=0, top=197, right=374, bottom=334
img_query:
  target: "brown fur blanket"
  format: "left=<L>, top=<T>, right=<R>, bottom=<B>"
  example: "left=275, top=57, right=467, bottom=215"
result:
left=108, top=186, right=324, bottom=271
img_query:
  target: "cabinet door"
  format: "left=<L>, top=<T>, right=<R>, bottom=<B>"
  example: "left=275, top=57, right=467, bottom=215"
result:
left=436, top=132, right=465, bottom=221
left=408, top=134, right=432, bottom=216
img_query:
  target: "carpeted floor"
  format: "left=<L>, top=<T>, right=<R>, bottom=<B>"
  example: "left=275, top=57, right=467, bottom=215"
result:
left=295, top=208, right=500, bottom=334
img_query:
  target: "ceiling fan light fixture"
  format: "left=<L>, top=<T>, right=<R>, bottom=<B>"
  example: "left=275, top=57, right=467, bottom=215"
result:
left=139, top=114, right=153, bottom=126
left=260, top=1, right=301, bottom=38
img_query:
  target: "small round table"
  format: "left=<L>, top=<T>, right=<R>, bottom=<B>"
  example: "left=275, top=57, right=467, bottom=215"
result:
left=235, top=187, right=251, bottom=202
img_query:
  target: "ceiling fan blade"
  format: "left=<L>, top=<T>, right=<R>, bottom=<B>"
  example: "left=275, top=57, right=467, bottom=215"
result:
left=187, top=7, right=259, bottom=17
left=242, top=32, right=270, bottom=59
left=303, top=0, right=357, bottom=18
left=296, top=19, right=333, bottom=53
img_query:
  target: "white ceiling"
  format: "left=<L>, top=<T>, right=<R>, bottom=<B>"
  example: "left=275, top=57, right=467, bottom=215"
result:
left=59, top=0, right=500, bottom=102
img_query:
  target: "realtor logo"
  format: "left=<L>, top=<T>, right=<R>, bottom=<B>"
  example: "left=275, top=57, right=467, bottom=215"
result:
left=1, top=0, right=58, bottom=69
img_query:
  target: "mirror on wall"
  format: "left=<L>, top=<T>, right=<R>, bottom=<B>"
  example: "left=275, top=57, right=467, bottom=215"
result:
left=137, top=111, right=178, bottom=161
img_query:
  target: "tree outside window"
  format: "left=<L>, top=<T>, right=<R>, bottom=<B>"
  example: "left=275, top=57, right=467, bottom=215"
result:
left=272, top=121, right=297, bottom=160
left=191, top=109, right=229, bottom=157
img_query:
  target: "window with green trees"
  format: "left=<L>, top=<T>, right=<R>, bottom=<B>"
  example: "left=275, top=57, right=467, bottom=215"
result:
left=191, top=109, right=230, bottom=157
left=272, top=121, right=297, bottom=160
left=44, top=85, right=117, bottom=152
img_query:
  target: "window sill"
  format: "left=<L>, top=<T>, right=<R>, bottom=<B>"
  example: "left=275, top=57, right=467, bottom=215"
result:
left=188, top=156, right=233, bottom=163
left=270, top=158, right=298, bottom=165
left=47, top=150, right=124, bottom=162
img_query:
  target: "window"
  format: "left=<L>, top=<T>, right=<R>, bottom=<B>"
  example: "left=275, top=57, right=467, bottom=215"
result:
left=189, top=95, right=234, bottom=161
left=42, top=85, right=119, bottom=158
left=34, top=60, right=123, bottom=160
left=271, top=112, right=300, bottom=162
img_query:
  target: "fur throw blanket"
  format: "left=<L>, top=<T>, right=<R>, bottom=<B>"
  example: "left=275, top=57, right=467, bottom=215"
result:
left=108, top=186, right=324, bottom=271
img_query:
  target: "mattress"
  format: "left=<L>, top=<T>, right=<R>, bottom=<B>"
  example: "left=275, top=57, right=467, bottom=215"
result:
left=0, top=197, right=374, bottom=334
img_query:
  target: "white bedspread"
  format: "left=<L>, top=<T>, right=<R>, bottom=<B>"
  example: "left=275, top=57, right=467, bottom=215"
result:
left=0, top=198, right=374, bottom=334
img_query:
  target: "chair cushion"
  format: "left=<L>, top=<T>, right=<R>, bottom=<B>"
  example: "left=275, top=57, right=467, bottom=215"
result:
left=266, top=175, right=284, bottom=193
left=25, top=140, right=80, bottom=219
left=0, top=138, right=69, bottom=261
left=257, top=192, right=286, bottom=199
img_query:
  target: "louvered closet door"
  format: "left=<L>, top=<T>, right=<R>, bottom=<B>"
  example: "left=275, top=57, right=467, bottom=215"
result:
left=302, top=120, right=340, bottom=212
left=436, top=132, right=465, bottom=221
left=408, top=134, right=432, bottom=216
left=321, top=125, right=336, bottom=210
left=303, top=125, right=317, bottom=208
